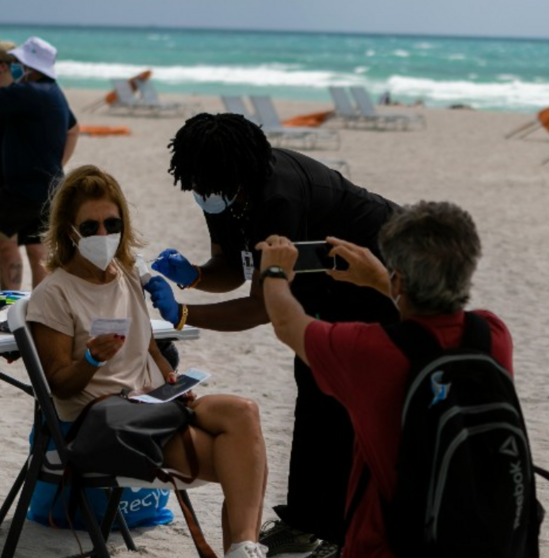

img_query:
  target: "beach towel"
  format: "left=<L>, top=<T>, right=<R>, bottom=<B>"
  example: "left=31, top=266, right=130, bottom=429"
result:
left=282, top=110, right=334, bottom=128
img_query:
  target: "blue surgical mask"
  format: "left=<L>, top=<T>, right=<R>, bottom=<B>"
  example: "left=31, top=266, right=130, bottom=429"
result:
left=193, top=191, right=237, bottom=214
left=10, top=63, right=24, bottom=82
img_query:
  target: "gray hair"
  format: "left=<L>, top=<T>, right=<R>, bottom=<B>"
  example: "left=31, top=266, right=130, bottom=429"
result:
left=379, top=201, right=481, bottom=314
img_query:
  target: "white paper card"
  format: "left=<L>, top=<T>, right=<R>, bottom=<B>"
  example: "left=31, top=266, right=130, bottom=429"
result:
left=90, top=318, right=132, bottom=337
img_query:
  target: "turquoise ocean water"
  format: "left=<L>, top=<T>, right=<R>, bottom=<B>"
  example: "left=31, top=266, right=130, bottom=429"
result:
left=3, top=24, right=549, bottom=113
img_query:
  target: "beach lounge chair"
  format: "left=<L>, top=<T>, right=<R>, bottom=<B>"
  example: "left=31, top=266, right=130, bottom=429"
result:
left=349, top=86, right=426, bottom=130
left=221, top=95, right=258, bottom=123
left=221, top=96, right=349, bottom=174
left=135, top=78, right=202, bottom=117
left=2, top=298, right=212, bottom=558
left=328, top=86, right=380, bottom=128
left=108, top=79, right=144, bottom=113
left=249, top=95, right=340, bottom=150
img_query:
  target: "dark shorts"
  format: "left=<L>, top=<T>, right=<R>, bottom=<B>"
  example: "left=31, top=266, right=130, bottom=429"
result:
left=0, top=190, right=49, bottom=246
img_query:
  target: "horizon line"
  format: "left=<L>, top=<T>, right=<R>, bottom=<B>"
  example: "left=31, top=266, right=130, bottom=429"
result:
left=3, top=21, right=549, bottom=43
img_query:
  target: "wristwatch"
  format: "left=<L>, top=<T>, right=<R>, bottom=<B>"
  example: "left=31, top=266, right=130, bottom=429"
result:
left=260, top=265, right=288, bottom=285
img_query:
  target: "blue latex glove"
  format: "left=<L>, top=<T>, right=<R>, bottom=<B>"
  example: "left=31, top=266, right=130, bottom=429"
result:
left=144, top=276, right=180, bottom=325
left=151, top=248, right=199, bottom=287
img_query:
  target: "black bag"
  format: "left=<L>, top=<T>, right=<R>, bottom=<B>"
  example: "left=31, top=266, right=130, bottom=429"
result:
left=382, top=312, right=541, bottom=558
left=67, top=394, right=194, bottom=482
left=64, top=394, right=219, bottom=558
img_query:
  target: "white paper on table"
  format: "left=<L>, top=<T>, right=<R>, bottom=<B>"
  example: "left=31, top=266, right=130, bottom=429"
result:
left=90, top=318, right=132, bottom=337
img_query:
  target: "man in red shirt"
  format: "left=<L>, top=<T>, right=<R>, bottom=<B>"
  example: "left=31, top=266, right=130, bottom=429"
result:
left=256, top=201, right=512, bottom=558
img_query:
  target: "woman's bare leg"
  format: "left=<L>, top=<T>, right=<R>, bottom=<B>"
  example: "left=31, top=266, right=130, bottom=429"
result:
left=163, top=394, right=267, bottom=546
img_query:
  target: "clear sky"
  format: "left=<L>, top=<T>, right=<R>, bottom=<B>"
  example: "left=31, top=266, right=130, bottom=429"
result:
left=4, top=0, right=549, bottom=39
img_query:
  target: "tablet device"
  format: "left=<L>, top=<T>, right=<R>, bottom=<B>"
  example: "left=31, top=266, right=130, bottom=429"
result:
left=130, top=368, right=211, bottom=404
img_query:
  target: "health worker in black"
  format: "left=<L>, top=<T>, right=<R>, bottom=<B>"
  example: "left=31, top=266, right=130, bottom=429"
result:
left=144, top=112, right=399, bottom=555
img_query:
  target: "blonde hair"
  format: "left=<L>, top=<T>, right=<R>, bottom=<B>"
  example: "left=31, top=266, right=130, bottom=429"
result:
left=43, top=164, right=144, bottom=271
left=0, top=40, right=16, bottom=63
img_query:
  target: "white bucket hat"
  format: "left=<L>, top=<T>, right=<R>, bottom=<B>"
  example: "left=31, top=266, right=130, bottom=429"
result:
left=9, top=36, right=57, bottom=79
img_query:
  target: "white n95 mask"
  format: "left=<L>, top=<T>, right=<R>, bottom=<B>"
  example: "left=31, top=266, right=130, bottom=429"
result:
left=193, top=191, right=237, bottom=214
left=74, top=229, right=121, bottom=271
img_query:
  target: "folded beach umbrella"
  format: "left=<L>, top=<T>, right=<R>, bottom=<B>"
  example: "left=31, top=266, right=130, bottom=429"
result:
left=505, top=107, right=549, bottom=140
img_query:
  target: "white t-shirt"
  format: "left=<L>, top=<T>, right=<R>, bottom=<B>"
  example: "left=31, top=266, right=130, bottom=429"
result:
left=27, top=263, right=165, bottom=421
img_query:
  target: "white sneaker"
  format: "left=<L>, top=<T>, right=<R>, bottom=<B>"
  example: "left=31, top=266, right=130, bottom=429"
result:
left=225, top=541, right=269, bottom=558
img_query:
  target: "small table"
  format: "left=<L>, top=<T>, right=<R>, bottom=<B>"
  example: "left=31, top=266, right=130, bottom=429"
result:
left=0, top=313, right=200, bottom=355
left=0, top=306, right=200, bottom=394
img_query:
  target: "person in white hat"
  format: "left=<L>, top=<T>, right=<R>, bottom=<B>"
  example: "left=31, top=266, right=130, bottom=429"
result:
left=0, top=36, right=79, bottom=290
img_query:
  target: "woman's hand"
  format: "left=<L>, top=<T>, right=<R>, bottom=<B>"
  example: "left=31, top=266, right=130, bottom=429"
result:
left=86, top=333, right=125, bottom=364
left=164, top=372, right=197, bottom=404
left=180, top=390, right=198, bottom=405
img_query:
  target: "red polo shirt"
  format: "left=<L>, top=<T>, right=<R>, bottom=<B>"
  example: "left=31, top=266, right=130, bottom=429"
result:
left=305, top=310, right=513, bottom=558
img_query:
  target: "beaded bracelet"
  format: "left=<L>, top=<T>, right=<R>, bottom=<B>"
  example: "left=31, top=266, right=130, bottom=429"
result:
left=176, top=304, right=189, bottom=331
left=85, top=348, right=107, bottom=367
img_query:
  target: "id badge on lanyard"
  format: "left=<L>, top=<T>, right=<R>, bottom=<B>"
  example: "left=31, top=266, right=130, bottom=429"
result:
left=241, top=250, right=254, bottom=281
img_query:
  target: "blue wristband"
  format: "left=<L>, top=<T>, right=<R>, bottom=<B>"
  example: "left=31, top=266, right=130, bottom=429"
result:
left=85, top=348, right=106, bottom=367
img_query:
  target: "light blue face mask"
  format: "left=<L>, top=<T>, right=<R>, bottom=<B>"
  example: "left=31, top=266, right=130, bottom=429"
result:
left=10, top=63, right=24, bottom=82
left=192, top=191, right=237, bottom=214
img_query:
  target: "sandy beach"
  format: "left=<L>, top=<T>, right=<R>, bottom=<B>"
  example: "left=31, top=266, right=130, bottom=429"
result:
left=1, top=88, right=549, bottom=557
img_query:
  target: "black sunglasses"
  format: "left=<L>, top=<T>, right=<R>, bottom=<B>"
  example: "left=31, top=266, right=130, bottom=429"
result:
left=76, top=218, right=123, bottom=238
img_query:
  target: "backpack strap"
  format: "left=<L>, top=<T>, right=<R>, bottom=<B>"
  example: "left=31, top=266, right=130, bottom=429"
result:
left=383, top=319, right=441, bottom=362
left=383, top=311, right=492, bottom=361
left=461, top=311, right=491, bottom=353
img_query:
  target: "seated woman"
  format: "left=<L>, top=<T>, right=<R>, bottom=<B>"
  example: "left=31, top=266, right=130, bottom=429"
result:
left=27, top=164, right=268, bottom=558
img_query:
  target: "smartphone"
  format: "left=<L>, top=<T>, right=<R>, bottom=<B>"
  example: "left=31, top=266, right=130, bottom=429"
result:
left=129, top=368, right=211, bottom=404
left=293, top=241, right=349, bottom=273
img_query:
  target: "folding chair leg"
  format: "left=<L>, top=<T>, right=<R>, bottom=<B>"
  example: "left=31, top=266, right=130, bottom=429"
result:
left=100, top=488, right=137, bottom=551
left=115, top=508, right=137, bottom=551
left=1, top=433, right=48, bottom=558
left=77, top=490, right=111, bottom=558
left=0, top=459, right=28, bottom=526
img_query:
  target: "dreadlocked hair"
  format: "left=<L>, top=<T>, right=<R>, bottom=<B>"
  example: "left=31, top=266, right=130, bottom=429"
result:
left=167, top=113, right=272, bottom=201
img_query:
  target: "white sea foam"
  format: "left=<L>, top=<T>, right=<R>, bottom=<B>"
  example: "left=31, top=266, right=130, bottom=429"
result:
left=387, top=75, right=549, bottom=109
left=393, top=50, right=410, bottom=57
left=497, top=74, right=520, bottom=81
left=55, top=60, right=549, bottom=111
left=56, top=60, right=362, bottom=89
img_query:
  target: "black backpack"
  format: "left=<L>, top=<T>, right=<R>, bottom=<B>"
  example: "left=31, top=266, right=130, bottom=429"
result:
left=380, top=312, right=542, bottom=558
